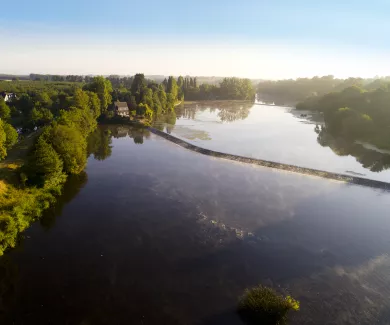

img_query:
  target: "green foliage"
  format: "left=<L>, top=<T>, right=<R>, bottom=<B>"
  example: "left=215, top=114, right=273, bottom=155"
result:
left=73, top=88, right=90, bottom=111
left=219, top=77, right=255, bottom=100
left=0, top=120, right=18, bottom=160
left=130, top=73, right=146, bottom=96
left=29, top=107, right=54, bottom=127
left=136, top=103, right=153, bottom=119
left=0, top=122, right=7, bottom=161
left=0, top=98, right=11, bottom=120
left=57, top=107, right=97, bottom=137
left=86, top=91, right=101, bottom=118
left=183, top=77, right=255, bottom=101
left=36, top=91, right=53, bottom=108
left=2, top=122, right=18, bottom=150
left=297, top=85, right=390, bottom=148
left=238, top=285, right=299, bottom=325
left=84, top=76, right=113, bottom=115
left=45, top=124, right=87, bottom=174
left=25, top=137, right=65, bottom=187
left=167, top=76, right=178, bottom=100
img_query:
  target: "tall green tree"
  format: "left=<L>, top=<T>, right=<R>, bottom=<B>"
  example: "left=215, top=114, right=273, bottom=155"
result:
left=167, top=76, right=178, bottom=101
left=0, top=98, right=11, bottom=120
left=85, top=76, right=113, bottom=115
left=45, top=124, right=87, bottom=174
left=131, top=74, right=146, bottom=96
left=0, top=121, right=7, bottom=160
left=86, top=91, right=101, bottom=118
left=26, top=137, right=64, bottom=187
left=3, top=122, right=18, bottom=150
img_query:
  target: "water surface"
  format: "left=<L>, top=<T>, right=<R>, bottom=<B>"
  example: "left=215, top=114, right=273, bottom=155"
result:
left=1, top=125, right=390, bottom=325
left=154, top=101, right=390, bottom=182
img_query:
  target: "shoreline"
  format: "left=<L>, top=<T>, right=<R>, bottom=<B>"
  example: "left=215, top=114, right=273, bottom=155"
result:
left=148, top=127, right=390, bottom=191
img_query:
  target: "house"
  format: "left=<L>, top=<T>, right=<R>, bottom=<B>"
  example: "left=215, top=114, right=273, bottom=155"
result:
left=114, top=101, right=129, bottom=117
left=0, top=92, right=16, bottom=102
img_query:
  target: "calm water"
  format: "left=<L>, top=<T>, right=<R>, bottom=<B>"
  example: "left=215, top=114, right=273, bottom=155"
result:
left=1, top=125, right=390, bottom=324
left=154, top=101, right=390, bottom=182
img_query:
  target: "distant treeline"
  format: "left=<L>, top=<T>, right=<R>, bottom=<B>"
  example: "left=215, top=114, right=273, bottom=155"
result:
left=297, top=83, right=390, bottom=150
left=184, top=77, right=255, bottom=101
left=257, top=76, right=390, bottom=105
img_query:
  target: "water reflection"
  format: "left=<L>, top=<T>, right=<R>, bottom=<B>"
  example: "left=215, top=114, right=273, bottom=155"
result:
left=39, top=172, right=88, bottom=230
left=87, top=127, right=113, bottom=161
left=316, top=126, right=390, bottom=173
left=157, top=101, right=390, bottom=181
left=175, top=101, right=253, bottom=123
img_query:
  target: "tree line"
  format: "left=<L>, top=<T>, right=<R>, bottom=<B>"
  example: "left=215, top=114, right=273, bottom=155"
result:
left=296, top=83, right=390, bottom=149
left=183, top=77, right=255, bottom=101
left=257, top=76, right=390, bottom=105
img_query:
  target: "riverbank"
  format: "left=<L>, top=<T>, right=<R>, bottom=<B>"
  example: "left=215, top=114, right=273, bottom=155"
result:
left=148, top=127, right=390, bottom=190
left=0, top=130, right=67, bottom=255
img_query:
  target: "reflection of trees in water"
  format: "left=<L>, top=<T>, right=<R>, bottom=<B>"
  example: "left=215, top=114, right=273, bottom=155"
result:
left=176, top=101, right=253, bottom=123
left=152, top=112, right=177, bottom=133
left=39, top=172, right=88, bottom=229
left=316, top=126, right=390, bottom=172
left=102, top=125, right=150, bottom=144
left=87, top=127, right=113, bottom=161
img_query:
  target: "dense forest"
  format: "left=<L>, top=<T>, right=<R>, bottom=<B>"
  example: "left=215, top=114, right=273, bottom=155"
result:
left=257, top=76, right=390, bottom=105
left=297, top=83, right=390, bottom=150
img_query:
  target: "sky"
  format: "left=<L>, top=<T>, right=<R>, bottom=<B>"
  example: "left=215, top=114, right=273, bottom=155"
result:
left=1, top=0, right=390, bottom=79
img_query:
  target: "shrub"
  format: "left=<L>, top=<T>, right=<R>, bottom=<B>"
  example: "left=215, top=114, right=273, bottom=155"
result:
left=237, top=285, right=299, bottom=325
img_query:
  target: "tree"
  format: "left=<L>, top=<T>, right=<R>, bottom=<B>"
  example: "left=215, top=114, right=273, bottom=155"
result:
left=141, top=88, right=153, bottom=108
left=30, top=107, right=54, bottom=127
left=162, top=78, right=168, bottom=91
left=158, top=89, right=167, bottom=111
left=0, top=98, right=11, bottom=120
left=167, top=76, right=178, bottom=101
left=190, top=77, right=194, bottom=88
left=57, top=108, right=96, bottom=137
left=86, top=91, right=101, bottom=118
left=131, top=74, right=146, bottom=95
left=177, top=76, right=184, bottom=88
left=152, top=91, right=162, bottom=114
left=194, top=77, right=197, bottom=88
left=0, top=121, right=7, bottom=160
left=85, top=76, right=113, bottom=114
left=73, top=88, right=90, bottom=111
left=45, top=124, right=87, bottom=174
left=36, top=92, right=53, bottom=108
left=17, top=94, right=34, bottom=115
left=136, top=103, right=153, bottom=119
left=26, top=137, right=64, bottom=187
left=3, top=122, right=18, bottom=150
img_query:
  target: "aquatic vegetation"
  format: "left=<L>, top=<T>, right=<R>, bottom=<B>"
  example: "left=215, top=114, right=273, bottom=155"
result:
left=238, top=285, right=299, bottom=325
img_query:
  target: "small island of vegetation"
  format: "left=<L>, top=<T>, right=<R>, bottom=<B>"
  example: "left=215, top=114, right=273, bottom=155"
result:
left=238, top=285, right=299, bottom=325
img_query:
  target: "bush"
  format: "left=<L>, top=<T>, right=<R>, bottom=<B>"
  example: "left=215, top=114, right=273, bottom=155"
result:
left=238, top=285, right=299, bottom=325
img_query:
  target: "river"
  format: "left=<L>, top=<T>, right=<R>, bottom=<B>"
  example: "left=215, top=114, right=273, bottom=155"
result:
left=1, top=121, right=390, bottom=324
left=154, top=101, right=390, bottom=182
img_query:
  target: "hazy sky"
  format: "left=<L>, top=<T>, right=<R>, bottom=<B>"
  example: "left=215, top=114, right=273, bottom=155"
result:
left=2, top=0, right=390, bottom=79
